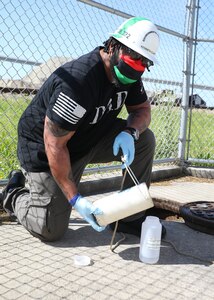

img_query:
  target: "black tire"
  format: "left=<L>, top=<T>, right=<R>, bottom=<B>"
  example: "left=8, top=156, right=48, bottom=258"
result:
left=180, top=201, right=214, bottom=235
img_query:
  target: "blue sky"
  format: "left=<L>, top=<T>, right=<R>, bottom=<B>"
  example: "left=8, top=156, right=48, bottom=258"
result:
left=1, top=0, right=213, bottom=105
left=0, top=0, right=186, bottom=82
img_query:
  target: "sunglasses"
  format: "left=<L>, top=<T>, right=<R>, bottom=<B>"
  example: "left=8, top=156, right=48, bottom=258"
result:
left=122, top=47, right=154, bottom=69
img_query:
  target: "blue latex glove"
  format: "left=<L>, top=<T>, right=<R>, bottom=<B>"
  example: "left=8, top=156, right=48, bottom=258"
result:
left=74, top=196, right=106, bottom=232
left=113, top=131, right=135, bottom=169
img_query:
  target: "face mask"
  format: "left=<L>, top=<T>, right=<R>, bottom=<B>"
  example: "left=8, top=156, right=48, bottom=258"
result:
left=114, top=54, right=146, bottom=85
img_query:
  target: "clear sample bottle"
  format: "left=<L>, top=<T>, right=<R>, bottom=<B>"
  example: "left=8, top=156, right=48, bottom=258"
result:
left=139, top=216, right=162, bottom=264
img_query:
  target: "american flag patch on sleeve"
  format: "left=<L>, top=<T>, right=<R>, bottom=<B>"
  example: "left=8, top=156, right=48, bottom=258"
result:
left=52, top=92, right=86, bottom=124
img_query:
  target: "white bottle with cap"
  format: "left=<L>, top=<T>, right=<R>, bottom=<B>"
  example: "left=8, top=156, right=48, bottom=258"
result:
left=139, top=216, right=162, bottom=264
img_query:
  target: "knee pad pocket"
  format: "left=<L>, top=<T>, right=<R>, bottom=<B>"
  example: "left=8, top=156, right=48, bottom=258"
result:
left=26, top=196, right=52, bottom=236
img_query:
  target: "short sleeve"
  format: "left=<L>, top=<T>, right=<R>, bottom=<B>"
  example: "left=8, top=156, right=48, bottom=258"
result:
left=125, top=80, right=148, bottom=106
left=46, top=78, right=87, bottom=131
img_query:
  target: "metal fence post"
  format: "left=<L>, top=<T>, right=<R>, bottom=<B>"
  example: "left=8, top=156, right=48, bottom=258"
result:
left=178, top=0, right=197, bottom=165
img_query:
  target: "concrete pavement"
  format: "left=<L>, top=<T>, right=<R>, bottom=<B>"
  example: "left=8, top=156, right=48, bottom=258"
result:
left=0, top=211, right=214, bottom=300
left=0, top=172, right=214, bottom=299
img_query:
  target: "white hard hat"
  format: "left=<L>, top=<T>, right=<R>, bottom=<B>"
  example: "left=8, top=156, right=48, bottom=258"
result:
left=112, top=17, right=160, bottom=64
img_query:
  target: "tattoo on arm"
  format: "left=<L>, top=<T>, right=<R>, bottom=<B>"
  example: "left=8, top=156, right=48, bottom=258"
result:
left=46, top=118, right=70, bottom=137
left=128, top=112, right=149, bottom=133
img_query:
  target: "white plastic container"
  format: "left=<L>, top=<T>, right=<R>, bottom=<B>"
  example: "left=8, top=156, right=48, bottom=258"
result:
left=93, top=183, right=154, bottom=226
left=73, top=255, right=91, bottom=266
left=139, top=216, right=162, bottom=264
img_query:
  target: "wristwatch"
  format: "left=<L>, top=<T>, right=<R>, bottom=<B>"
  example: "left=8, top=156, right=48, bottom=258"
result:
left=124, top=127, right=140, bottom=141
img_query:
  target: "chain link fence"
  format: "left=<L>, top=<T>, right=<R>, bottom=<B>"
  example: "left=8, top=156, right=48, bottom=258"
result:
left=0, top=0, right=214, bottom=179
left=185, top=0, right=214, bottom=165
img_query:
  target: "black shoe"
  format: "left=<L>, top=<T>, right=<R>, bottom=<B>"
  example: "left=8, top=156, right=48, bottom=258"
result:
left=109, top=217, right=166, bottom=239
left=0, top=170, right=25, bottom=209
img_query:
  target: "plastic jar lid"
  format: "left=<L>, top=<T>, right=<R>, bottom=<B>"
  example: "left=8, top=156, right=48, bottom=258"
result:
left=73, top=255, right=91, bottom=266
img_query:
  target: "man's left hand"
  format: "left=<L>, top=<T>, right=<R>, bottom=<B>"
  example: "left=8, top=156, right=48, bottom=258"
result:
left=113, top=131, right=135, bottom=168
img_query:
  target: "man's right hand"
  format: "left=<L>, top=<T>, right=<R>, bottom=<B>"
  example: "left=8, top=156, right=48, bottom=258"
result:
left=73, top=195, right=106, bottom=232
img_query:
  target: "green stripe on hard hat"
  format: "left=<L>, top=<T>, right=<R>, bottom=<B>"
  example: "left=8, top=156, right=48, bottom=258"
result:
left=113, top=17, right=149, bottom=39
left=111, top=17, right=160, bottom=64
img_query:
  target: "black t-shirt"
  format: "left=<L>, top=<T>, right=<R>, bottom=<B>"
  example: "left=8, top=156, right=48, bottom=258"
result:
left=18, top=47, right=147, bottom=171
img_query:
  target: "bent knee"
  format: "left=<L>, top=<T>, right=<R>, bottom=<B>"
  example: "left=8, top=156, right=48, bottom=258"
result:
left=29, top=225, right=68, bottom=242
left=139, top=128, right=156, bottom=149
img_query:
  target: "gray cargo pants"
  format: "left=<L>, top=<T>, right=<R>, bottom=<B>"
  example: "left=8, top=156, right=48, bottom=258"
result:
left=13, top=119, right=155, bottom=242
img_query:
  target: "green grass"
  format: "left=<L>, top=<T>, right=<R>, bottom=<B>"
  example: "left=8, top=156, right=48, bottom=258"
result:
left=120, top=105, right=182, bottom=160
left=0, top=96, right=213, bottom=179
left=186, top=109, right=214, bottom=163
left=150, top=106, right=181, bottom=159
left=0, top=95, right=31, bottom=178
